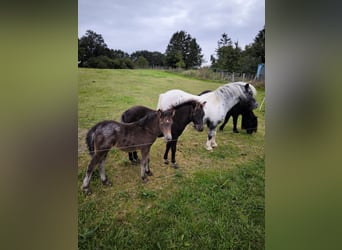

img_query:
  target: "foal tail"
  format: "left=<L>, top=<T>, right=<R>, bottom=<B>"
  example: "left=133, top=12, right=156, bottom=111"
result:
left=86, top=125, right=97, bottom=156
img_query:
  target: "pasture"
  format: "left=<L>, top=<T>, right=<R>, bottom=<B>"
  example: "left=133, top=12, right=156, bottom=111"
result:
left=78, top=68, right=265, bottom=249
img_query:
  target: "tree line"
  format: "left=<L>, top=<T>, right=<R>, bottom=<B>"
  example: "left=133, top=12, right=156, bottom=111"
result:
left=78, top=28, right=264, bottom=74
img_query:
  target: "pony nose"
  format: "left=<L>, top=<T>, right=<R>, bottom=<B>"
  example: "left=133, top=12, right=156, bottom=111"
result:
left=194, top=124, right=204, bottom=132
left=164, top=135, right=172, bottom=142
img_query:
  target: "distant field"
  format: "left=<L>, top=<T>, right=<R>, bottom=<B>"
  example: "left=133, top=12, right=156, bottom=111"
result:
left=78, top=68, right=265, bottom=249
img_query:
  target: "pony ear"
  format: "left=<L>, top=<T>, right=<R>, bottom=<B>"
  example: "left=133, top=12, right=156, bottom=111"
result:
left=157, top=109, right=162, bottom=116
left=171, top=108, right=176, bottom=117
left=245, top=83, right=250, bottom=91
left=202, top=101, right=207, bottom=107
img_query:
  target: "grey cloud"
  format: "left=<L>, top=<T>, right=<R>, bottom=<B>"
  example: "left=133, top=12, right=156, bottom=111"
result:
left=78, top=0, right=264, bottom=65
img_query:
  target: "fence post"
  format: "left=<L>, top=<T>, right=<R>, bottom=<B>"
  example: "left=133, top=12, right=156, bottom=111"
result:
left=232, top=72, right=235, bottom=82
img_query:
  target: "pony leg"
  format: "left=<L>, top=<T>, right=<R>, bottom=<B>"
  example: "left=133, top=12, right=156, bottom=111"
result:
left=171, top=140, right=179, bottom=169
left=232, top=114, right=239, bottom=133
left=99, top=158, right=112, bottom=186
left=219, top=113, right=230, bottom=131
left=133, top=151, right=139, bottom=162
left=163, top=141, right=172, bottom=165
left=206, top=129, right=217, bottom=150
left=128, top=151, right=139, bottom=165
left=210, top=130, right=218, bottom=148
left=128, top=152, right=134, bottom=162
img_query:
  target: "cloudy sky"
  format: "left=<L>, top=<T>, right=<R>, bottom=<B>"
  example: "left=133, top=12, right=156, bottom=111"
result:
left=78, top=0, right=264, bottom=66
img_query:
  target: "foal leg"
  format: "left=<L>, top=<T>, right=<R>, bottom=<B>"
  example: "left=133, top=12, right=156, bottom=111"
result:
left=99, top=157, right=112, bottom=186
left=171, top=140, right=179, bottom=169
left=140, top=147, right=152, bottom=182
left=82, top=153, right=103, bottom=195
left=163, top=141, right=172, bottom=165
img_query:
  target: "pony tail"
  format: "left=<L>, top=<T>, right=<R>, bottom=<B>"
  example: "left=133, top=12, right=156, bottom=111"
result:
left=86, top=125, right=97, bottom=156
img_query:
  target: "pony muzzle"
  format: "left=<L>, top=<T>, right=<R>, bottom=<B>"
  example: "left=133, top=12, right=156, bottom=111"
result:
left=194, top=124, right=204, bottom=132
left=164, top=134, right=172, bottom=142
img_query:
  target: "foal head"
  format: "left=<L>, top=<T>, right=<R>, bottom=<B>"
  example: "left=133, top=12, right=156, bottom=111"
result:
left=240, top=83, right=258, bottom=110
left=191, top=101, right=206, bottom=132
left=157, top=108, right=175, bottom=142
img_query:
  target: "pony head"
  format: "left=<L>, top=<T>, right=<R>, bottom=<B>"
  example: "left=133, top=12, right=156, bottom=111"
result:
left=191, top=101, right=206, bottom=132
left=239, top=83, right=258, bottom=110
left=242, top=110, right=258, bottom=134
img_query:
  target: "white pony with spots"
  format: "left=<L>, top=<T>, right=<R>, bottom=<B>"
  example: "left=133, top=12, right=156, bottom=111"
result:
left=157, top=82, right=258, bottom=150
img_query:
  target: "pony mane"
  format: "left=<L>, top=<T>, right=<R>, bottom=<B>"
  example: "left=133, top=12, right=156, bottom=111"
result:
left=214, top=82, right=257, bottom=100
left=157, top=89, right=201, bottom=110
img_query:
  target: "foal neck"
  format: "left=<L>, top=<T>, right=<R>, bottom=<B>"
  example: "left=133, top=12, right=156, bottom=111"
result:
left=138, top=112, right=161, bottom=135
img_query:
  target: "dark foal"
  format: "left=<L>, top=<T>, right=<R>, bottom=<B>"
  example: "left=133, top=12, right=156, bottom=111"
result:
left=219, top=102, right=258, bottom=134
left=82, top=108, right=175, bottom=195
left=121, top=100, right=206, bottom=169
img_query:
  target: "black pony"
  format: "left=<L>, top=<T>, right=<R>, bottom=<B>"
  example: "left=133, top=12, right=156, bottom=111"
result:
left=121, top=100, right=206, bottom=168
left=199, top=90, right=258, bottom=134
left=219, top=102, right=258, bottom=134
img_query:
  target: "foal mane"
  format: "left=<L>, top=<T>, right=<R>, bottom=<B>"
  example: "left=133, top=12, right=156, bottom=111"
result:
left=136, top=111, right=157, bottom=127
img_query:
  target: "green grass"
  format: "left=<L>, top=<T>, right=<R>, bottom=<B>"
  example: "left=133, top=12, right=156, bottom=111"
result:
left=78, top=68, right=265, bottom=249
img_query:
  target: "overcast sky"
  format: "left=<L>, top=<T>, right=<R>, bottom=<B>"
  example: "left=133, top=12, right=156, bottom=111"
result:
left=78, top=0, right=264, bottom=66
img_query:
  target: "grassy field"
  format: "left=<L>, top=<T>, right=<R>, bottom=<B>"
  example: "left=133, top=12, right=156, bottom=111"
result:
left=78, top=68, right=265, bottom=249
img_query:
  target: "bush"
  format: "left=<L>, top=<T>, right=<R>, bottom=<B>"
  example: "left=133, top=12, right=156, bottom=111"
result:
left=83, top=56, right=134, bottom=69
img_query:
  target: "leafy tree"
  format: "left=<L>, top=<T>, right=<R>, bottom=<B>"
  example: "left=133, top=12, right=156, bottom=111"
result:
left=78, top=30, right=108, bottom=67
left=211, top=28, right=265, bottom=75
left=131, top=50, right=165, bottom=67
left=239, top=27, right=265, bottom=74
left=211, top=33, right=241, bottom=71
left=78, top=30, right=134, bottom=69
left=251, top=27, right=265, bottom=64
left=165, top=31, right=203, bottom=69
left=135, top=56, right=149, bottom=68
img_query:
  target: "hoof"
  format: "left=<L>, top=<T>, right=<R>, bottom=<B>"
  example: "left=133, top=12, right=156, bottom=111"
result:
left=233, top=130, right=239, bottom=133
left=211, top=142, right=218, bottom=148
left=145, top=170, right=153, bottom=176
left=102, top=179, right=112, bottom=186
left=164, top=159, right=169, bottom=165
left=141, top=177, right=149, bottom=183
left=171, top=162, right=179, bottom=169
left=131, top=159, right=140, bottom=165
left=205, top=145, right=213, bottom=151
left=83, top=187, right=92, bottom=195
